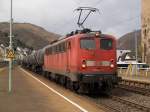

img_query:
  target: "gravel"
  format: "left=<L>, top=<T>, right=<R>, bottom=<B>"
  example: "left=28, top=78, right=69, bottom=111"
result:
left=84, top=88, right=150, bottom=112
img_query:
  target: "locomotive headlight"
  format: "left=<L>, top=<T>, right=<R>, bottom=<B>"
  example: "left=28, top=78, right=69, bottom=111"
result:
left=95, top=32, right=100, bottom=37
left=82, top=60, right=86, bottom=68
left=110, top=64, right=114, bottom=68
left=82, top=64, right=86, bottom=68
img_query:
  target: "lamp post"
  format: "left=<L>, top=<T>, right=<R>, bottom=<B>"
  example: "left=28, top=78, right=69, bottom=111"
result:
left=135, top=30, right=138, bottom=75
left=9, top=0, right=13, bottom=93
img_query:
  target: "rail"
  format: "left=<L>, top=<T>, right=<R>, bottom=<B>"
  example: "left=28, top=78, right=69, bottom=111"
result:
left=110, top=95, right=150, bottom=112
left=119, top=79, right=150, bottom=96
left=120, top=79, right=150, bottom=89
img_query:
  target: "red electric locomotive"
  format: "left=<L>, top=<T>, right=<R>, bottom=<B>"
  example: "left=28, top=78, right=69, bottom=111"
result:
left=43, top=29, right=120, bottom=93
left=21, top=7, right=121, bottom=93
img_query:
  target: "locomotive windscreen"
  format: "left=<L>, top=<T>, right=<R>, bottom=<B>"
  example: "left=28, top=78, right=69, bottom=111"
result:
left=80, top=38, right=96, bottom=50
left=100, top=39, right=112, bottom=50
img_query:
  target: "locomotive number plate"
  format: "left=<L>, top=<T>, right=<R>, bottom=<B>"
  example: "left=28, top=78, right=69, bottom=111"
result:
left=86, top=60, right=96, bottom=66
left=100, top=61, right=110, bottom=66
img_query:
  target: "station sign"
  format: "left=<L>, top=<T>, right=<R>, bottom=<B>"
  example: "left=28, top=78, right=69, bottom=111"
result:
left=6, top=49, right=15, bottom=59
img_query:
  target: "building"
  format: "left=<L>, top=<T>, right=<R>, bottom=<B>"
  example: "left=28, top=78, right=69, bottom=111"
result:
left=141, top=0, right=150, bottom=64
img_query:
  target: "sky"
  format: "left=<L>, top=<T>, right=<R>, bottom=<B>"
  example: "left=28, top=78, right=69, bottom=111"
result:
left=0, top=0, right=141, bottom=38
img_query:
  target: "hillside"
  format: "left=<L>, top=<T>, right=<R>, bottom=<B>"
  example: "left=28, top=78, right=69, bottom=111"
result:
left=0, top=22, right=60, bottom=50
left=117, top=30, right=141, bottom=56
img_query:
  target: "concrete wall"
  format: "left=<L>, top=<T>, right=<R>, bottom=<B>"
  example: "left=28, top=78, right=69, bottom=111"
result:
left=141, top=0, right=150, bottom=64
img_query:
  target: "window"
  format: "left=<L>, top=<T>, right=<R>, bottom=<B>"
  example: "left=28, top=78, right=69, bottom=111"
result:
left=45, top=48, right=49, bottom=55
left=46, top=42, right=68, bottom=55
left=61, top=42, right=66, bottom=52
left=59, top=44, right=61, bottom=52
left=80, top=38, right=95, bottom=50
left=59, top=44, right=62, bottom=52
left=45, top=47, right=52, bottom=55
left=48, top=47, right=52, bottom=54
left=100, top=39, right=113, bottom=50
left=52, top=46, right=55, bottom=54
left=67, top=41, right=71, bottom=49
left=56, top=45, right=59, bottom=53
left=55, top=46, right=57, bottom=53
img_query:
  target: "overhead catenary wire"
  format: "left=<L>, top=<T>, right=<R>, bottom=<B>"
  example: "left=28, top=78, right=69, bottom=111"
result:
left=52, top=0, right=140, bottom=36
left=103, top=15, right=140, bottom=30
left=52, top=0, right=103, bottom=33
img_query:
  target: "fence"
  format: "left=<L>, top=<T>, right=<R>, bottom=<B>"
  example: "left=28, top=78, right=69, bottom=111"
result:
left=118, top=65, right=150, bottom=77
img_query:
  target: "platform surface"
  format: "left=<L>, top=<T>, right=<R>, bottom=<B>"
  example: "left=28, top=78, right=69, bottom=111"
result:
left=0, top=66, right=105, bottom=112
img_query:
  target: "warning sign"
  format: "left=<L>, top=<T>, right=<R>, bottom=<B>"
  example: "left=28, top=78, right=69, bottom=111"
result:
left=6, top=49, right=15, bottom=59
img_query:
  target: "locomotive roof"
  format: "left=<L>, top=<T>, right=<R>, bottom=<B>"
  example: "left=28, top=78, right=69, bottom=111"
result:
left=45, top=32, right=116, bottom=49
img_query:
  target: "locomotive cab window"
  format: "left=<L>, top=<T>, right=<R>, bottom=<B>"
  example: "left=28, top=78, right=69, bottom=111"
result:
left=80, top=38, right=95, bottom=50
left=100, top=39, right=113, bottom=50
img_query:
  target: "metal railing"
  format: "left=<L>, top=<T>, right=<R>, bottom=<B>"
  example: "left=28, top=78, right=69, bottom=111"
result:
left=118, top=65, right=150, bottom=77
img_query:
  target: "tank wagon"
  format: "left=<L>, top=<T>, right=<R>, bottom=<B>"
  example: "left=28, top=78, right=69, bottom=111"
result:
left=22, top=49, right=45, bottom=72
left=22, top=29, right=121, bottom=93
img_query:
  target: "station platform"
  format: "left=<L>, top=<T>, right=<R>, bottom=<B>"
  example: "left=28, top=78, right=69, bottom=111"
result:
left=0, top=66, right=105, bottom=112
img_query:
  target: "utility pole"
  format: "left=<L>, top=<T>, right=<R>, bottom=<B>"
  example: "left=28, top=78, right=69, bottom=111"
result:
left=9, top=0, right=13, bottom=93
left=135, top=30, right=138, bottom=75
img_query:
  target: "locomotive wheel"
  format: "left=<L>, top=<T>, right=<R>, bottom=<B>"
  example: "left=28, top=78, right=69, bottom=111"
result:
left=72, top=82, right=79, bottom=92
left=66, top=78, right=71, bottom=89
left=47, top=73, right=52, bottom=80
left=101, top=80, right=113, bottom=94
left=65, top=78, right=79, bottom=92
left=55, top=75, right=60, bottom=84
left=44, top=72, right=48, bottom=78
left=60, top=76, right=66, bottom=86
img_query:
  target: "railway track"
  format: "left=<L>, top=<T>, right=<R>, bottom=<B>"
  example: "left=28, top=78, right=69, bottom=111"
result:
left=118, top=84, right=150, bottom=96
left=23, top=68, right=150, bottom=112
left=86, top=79, right=150, bottom=112
left=86, top=93, right=150, bottom=112
left=119, top=79, right=150, bottom=96
left=82, top=94, right=122, bottom=112
left=95, top=100, right=122, bottom=112
left=110, top=95, right=150, bottom=112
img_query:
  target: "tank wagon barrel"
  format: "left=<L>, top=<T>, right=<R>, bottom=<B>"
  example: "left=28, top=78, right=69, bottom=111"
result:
left=35, top=49, right=45, bottom=66
left=22, top=47, right=46, bottom=72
